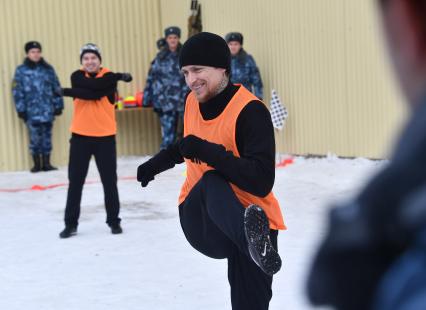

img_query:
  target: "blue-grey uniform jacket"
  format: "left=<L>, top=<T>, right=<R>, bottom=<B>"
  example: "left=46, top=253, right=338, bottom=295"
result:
left=143, top=46, right=189, bottom=115
left=12, top=58, right=64, bottom=123
left=230, top=49, right=263, bottom=100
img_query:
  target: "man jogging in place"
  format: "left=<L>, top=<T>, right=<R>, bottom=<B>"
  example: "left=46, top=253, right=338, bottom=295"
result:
left=137, top=32, right=285, bottom=310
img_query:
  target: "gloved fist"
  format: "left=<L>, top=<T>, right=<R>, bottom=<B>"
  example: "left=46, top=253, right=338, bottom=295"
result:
left=136, top=150, right=177, bottom=188
left=18, top=111, right=27, bottom=121
left=54, top=108, right=63, bottom=116
left=119, top=73, right=133, bottom=83
left=137, top=160, right=156, bottom=187
left=179, top=135, right=204, bottom=160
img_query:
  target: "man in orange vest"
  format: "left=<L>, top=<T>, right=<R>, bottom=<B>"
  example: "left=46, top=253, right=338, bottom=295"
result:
left=137, top=32, right=285, bottom=310
left=59, top=43, right=132, bottom=238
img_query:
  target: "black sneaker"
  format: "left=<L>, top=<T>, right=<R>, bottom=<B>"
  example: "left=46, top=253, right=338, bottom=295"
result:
left=59, top=226, right=77, bottom=239
left=244, top=205, right=282, bottom=276
left=110, top=223, right=123, bottom=234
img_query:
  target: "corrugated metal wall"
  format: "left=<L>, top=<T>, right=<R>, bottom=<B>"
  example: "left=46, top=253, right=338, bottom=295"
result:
left=160, top=0, right=407, bottom=158
left=0, top=0, right=409, bottom=171
left=0, top=0, right=162, bottom=172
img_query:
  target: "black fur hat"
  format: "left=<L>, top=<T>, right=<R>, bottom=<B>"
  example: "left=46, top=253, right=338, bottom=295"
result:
left=25, top=41, right=42, bottom=53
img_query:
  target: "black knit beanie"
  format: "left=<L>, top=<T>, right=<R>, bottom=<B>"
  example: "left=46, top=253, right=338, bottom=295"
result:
left=179, top=32, right=230, bottom=71
left=25, top=41, right=42, bottom=53
left=80, top=43, right=102, bottom=63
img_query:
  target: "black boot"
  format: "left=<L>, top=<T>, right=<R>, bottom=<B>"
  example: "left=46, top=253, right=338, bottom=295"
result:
left=42, top=154, right=58, bottom=171
left=59, top=226, right=77, bottom=238
left=110, top=223, right=123, bottom=234
left=30, top=154, right=42, bottom=173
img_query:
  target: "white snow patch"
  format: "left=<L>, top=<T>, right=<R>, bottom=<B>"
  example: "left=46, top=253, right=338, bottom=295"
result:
left=0, top=156, right=384, bottom=310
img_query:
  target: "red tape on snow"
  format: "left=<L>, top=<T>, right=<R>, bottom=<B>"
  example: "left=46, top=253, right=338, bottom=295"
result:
left=276, top=157, right=294, bottom=168
left=0, top=176, right=137, bottom=193
left=0, top=160, right=293, bottom=193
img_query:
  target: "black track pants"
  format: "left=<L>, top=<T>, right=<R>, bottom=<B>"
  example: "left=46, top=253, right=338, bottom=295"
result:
left=179, top=170, right=278, bottom=310
left=64, top=134, right=120, bottom=227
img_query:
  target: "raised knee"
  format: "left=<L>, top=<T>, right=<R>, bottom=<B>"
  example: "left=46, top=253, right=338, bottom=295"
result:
left=200, top=170, right=223, bottom=184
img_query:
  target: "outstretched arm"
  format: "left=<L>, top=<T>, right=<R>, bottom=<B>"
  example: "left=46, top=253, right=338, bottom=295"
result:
left=62, top=87, right=115, bottom=100
left=70, top=70, right=131, bottom=90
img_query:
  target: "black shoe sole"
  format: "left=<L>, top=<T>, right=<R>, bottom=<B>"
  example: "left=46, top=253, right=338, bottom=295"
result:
left=244, top=205, right=282, bottom=276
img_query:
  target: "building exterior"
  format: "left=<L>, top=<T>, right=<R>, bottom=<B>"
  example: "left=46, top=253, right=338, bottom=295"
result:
left=0, top=0, right=405, bottom=171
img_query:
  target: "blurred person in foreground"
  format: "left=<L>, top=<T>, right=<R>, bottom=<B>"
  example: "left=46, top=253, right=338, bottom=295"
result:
left=307, top=1, right=426, bottom=309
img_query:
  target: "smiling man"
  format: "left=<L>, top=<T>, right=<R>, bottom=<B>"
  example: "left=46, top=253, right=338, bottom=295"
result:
left=59, top=43, right=132, bottom=238
left=137, top=32, right=285, bottom=310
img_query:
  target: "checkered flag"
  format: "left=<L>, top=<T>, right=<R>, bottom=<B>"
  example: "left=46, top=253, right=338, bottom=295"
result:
left=269, top=89, right=288, bottom=130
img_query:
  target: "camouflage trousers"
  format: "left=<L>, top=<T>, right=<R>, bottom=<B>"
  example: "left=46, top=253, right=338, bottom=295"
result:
left=159, top=111, right=178, bottom=150
left=26, top=121, right=53, bottom=155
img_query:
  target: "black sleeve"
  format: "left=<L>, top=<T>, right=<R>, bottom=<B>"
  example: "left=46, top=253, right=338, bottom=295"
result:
left=165, top=142, right=185, bottom=164
left=70, top=70, right=120, bottom=90
left=62, top=87, right=115, bottom=100
left=209, top=100, right=275, bottom=197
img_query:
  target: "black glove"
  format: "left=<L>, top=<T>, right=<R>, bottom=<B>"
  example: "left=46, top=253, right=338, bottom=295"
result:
left=18, top=111, right=27, bottom=121
left=137, top=150, right=176, bottom=187
left=179, top=135, right=226, bottom=166
left=54, top=108, right=63, bottom=116
left=153, top=107, right=163, bottom=117
left=117, top=73, right=133, bottom=83
left=62, top=88, right=72, bottom=97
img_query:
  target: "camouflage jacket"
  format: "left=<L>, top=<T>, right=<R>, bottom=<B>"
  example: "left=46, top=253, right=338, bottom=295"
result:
left=230, top=49, right=263, bottom=99
left=12, top=58, right=64, bottom=123
left=143, top=47, right=189, bottom=114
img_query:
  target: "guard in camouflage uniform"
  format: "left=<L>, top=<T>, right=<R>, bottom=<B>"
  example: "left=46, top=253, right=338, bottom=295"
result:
left=140, top=37, right=167, bottom=108
left=143, top=26, right=189, bottom=149
left=225, top=32, right=263, bottom=100
left=12, top=41, right=64, bottom=172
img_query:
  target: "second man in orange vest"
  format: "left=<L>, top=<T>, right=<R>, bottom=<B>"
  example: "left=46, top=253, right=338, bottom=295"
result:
left=59, top=43, right=132, bottom=238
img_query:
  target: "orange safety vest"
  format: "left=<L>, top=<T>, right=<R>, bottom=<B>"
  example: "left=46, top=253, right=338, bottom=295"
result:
left=178, top=85, right=286, bottom=230
left=70, top=67, right=116, bottom=137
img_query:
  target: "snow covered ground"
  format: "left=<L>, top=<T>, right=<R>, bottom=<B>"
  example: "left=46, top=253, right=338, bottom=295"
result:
left=0, top=156, right=385, bottom=310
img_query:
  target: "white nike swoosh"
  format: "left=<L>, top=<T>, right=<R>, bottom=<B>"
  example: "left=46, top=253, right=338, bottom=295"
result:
left=261, top=243, right=267, bottom=256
